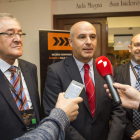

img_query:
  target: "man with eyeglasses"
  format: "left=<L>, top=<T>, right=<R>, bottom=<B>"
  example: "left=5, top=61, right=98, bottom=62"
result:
left=0, top=13, right=41, bottom=139
left=113, top=34, right=140, bottom=140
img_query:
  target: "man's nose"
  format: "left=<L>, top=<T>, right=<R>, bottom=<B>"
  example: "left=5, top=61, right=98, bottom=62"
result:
left=136, top=48, right=140, bottom=52
left=86, top=37, right=92, bottom=44
left=13, top=34, right=21, bottom=42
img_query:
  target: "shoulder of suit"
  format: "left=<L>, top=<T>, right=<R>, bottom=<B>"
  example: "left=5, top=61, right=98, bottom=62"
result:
left=19, top=59, right=36, bottom=67
left=114, top=63, right=129, bottom=74
left=115, top=63, right=129, bottom=69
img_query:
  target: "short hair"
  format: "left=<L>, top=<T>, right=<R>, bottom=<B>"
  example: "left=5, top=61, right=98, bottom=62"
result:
left=0, top=13, right=20, bottom=28
left=130, top=36, right=133, bottom=45
left=0, top=13, right=16, bottom=20
left=70, top=25, right=74, bottom=39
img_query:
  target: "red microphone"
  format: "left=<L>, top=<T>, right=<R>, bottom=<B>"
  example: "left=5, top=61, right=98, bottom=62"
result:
left=95, top=56, right=121, bottom=105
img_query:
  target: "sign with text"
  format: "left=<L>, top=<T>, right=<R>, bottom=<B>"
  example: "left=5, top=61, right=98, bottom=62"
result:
left=39, top=29, right=72, bottom=104
left=53, top=0, right=140, bottom=15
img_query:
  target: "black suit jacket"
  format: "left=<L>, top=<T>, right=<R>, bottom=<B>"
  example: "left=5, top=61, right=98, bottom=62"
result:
left=43, top=56, right=125, bottom=140
left=0, top=59, right=41, bottom=140
left=113, top=62, right=137, bottom=140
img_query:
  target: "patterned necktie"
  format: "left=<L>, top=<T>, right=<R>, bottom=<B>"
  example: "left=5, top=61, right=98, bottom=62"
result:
left=133, top=65, right=140, bottom=129
left=9, top=66, right=29, bottom=111
left=84, top=64, right=95, bottom=117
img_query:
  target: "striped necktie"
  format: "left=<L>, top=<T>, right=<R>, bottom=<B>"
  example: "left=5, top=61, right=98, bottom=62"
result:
left=84, top=64, right=95, bottom=117
left=9, top=66, right=29, bottom=111
left=133, top=65, right=140, bottom=129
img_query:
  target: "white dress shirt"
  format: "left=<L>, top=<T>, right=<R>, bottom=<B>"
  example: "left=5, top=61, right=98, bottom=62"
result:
left=73, top=56, right=95, bottom=89
left=130, top=60, right=139, bottom=88
left=0, top=58, right=32, bottom=109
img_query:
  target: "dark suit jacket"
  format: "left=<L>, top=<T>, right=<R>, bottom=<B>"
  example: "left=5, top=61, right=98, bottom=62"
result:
left=43, top=56, right=125, bottom=140
left=0, top=59, right=41, bottom=140
left=113, top=62, right=137, bottom=140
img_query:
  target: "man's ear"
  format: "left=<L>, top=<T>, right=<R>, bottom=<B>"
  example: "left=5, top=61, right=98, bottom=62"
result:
left=68, top=38, right=72, bottom=47
left=128, top=45, right=131, bottom=53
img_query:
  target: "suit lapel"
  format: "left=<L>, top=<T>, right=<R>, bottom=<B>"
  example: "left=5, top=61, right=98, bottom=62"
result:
left=121, top=63, right=131, bottom=85
left=19, top=60, right=32, bottom=95
left=0, top=70, right=24, bottom=124
left=19, top=60, right=35, bottom=106
left=65, top=56, right=91, bottom=115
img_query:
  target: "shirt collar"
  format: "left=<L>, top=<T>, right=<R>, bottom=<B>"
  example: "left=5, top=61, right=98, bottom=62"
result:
left=131, top=59, right=140, bottom=68
left=0, top=59, right=19, bottom=73
left=73, top=55, right=93, bottom=72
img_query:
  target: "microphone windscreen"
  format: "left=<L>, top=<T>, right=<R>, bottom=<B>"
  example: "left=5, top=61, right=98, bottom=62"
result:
left=95, top=56, right=113, bottom=78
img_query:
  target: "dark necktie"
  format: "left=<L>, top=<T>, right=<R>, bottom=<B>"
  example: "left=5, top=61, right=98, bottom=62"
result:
left=84, top=64, right=95, bottom=117
left=9, top=66, right=29, bottom=111
left=133, top=65, right=140, bottom=129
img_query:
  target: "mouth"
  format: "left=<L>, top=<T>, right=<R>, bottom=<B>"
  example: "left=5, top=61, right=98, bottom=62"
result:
left=135, top=50, right=140, bottom=54
left=13, top=46, right=21, bottom=49
left=83, top=48, right=93, bottom=52
left=135, top=53, right=140, bottom=57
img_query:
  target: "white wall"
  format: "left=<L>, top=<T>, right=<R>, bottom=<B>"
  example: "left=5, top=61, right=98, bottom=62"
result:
left=0, top=0, right=52, bottom=96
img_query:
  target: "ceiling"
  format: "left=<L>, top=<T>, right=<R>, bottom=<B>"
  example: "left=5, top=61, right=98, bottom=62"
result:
left=108, top=27, right=140, bottom=47
left=108, top=16, right=140, bottom=47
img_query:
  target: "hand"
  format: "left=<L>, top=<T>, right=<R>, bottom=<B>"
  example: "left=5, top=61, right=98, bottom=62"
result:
left=104, top=83, right=140, bottom=110
left=131, top=129, right=140, bottom=140
left=55, top=93, right=83, bottom=122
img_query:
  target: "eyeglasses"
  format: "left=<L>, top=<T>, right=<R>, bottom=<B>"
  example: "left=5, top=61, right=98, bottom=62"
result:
left=0, top=32, right=26, bottom=38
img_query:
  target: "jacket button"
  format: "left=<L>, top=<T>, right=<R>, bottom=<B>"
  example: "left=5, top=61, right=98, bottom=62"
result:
left=22, top=127, right=26, bottom=131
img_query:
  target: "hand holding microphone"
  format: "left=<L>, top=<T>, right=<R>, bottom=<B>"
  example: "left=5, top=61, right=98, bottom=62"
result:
left=95, top=56, right=121, bottom=105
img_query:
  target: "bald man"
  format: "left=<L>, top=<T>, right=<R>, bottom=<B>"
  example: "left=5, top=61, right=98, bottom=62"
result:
left=113, top=34, right=140, bottom=140
left=43, top=21, right=125, bottom=140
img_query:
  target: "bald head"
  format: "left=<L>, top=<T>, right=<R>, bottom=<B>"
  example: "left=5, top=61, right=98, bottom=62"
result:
left=128, top=33, right=140, bottom=65
left=130, top=34, right=140, bottom=45
left=70, top=21, right=96, bottom=40
left=68, top=21, right=97, bottom=63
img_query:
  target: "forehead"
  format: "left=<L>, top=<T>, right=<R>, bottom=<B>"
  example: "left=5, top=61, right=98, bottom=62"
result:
left=132, top=35, right=140, bottom=43
left=0, top=18, right=21, bottom=32
left=74, top=22, right=96, bottom=36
